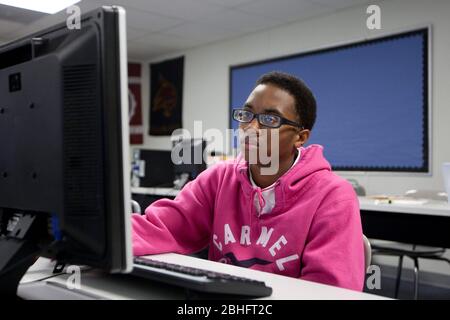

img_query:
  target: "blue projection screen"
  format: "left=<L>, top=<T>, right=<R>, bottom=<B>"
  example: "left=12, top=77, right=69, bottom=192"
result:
left=230, top=28, right=429, bottom=172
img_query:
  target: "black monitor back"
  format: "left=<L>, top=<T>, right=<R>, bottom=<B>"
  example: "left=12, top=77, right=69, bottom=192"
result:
left=0, top=6, right=131, bottom=273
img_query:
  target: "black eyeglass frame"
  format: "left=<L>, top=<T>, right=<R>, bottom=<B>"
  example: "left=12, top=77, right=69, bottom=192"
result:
left=232, top=108, right=304, bottom=129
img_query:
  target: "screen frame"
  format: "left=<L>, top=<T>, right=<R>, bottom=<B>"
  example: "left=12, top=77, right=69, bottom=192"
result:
left=229, top=25, right=432, bottom=175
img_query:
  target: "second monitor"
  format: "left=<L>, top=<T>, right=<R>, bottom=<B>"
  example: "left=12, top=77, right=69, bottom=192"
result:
left=131, top=138, right=207, bottom=190
left=172, top=138, right=207, bottom=189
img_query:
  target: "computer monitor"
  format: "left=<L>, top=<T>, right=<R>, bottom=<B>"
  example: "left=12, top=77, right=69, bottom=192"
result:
left=172, top=138, right=207, bottom=181
left=131, top=149, right=175, bottom=188
left=0, top=6, right=132, bottom=295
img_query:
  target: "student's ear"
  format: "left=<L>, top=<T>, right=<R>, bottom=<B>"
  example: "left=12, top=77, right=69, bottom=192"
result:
left=294, top=129, right=310, bottom=149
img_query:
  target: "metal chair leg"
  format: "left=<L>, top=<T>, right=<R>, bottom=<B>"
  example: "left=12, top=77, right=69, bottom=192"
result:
left=413, top=258, right=420, bottom=300
left=394, top=255, right=404, bottom=299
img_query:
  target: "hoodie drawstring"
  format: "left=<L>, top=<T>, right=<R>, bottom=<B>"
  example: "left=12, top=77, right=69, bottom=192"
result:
left=250, top=188, right=266, bottom=218
left=257, top=189, right=266, bottom=212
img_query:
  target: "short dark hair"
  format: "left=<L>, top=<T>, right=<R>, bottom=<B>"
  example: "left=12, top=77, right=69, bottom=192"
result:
left=256, top=71, right=317, bottom=130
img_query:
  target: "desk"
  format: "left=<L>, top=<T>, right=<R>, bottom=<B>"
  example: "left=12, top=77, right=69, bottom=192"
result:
left=131, top=191, right=449, bottom=247
left=359, top=196, right=450, bottom=247
left=130, top=191, right=450, bottom=246
left=131, top=187, right=180, bottom=198
left=19, top=254, right=387, bottom=300
left=131, top=187, right=179, bottom=211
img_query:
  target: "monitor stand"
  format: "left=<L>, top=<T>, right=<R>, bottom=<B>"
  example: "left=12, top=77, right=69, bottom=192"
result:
left=0, top=211, right=49, bottom=296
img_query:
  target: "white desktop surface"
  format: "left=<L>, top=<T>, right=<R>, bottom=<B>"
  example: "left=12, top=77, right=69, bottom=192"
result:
left=131, top=187, right=179, bottom=197
left=131, top=189, right=450, bottom=217
left=19, top=254, right=387, bottom=300
left=358, top=196, right=450, bottom=217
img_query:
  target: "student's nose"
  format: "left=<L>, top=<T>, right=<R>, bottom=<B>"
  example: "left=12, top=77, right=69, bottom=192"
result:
left=247, top=117, right=260, bottom=131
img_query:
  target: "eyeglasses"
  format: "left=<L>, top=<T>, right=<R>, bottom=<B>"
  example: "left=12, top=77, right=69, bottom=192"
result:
left=232, top=108, right=303, bottom=129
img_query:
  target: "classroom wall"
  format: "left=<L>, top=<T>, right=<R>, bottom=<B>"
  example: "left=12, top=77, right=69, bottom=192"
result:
left=134, top=0, right=450, bottom=279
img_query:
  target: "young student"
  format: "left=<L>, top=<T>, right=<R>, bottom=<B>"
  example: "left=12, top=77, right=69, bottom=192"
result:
left=132, top=71, right=365, bottom=291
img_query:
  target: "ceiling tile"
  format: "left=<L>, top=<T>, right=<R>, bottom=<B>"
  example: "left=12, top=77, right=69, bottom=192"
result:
left=0, top=0, right=375, bottom=59
left=201, top=8, right=283, bottom=34
left=203, top=0, right=258, bottom=8
left=127, top=27, right=151, bottom=41
left=102, top=0, right=226, bottom=21
left=310, top=0, right=372, bottom=10
left=163, top=21, right=241, bottom=43
left=132, top=32, right=201, bottom=49
left=127, top=39, right=174, bottom=59
left=32, top=0, right=103, bottom=28
left=237, top=0, right=335, bottom=23
left=125, top=8, right=184, bottom=32
left=127, top=40, right=161, bottom=53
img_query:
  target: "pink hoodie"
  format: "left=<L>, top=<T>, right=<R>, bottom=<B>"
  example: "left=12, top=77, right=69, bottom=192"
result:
left=132, top=144, right=365, bottom=291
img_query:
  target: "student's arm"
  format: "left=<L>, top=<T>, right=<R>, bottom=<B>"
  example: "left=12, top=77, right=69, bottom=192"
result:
left=132, top=165, right=220, bottom=256
left=300, top=185, right=365, bottom=291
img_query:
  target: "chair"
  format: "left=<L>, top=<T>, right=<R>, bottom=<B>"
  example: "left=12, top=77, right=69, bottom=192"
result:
left=131, top=200, right=142, bottom=214
left=363, top=234, right=372, bottom=271
left=370, top=189, right=450, bottom=300
left=347, top=178, right=366, bottom=196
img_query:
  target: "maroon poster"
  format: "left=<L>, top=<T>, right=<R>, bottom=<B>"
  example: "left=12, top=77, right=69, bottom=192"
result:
left=128, top=62, right=143, bottom=145
left=149, top=57, right=184, bottom=135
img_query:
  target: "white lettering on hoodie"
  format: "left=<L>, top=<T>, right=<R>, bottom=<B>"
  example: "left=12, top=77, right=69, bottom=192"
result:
left=256, top=226, right=274, bottom=247
left=224, top=223, right=236, bottom=245
left=215, top=225, right=300, bottom=272
left=269, top=236, right=287, bottom=257
left=240, top=225, right=251, bottom=245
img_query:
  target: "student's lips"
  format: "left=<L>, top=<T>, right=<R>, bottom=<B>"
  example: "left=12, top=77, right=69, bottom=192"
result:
left=244, top=142, right=258, bottom=150
left=243, top=136, right=259, bottom=149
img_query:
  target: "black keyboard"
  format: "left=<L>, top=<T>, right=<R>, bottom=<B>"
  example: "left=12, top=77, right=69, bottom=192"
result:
left=132, top=257, right=273, bottom=298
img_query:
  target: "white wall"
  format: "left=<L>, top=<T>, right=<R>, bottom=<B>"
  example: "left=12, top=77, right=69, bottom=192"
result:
left=135, top=0, right=450, bottom=277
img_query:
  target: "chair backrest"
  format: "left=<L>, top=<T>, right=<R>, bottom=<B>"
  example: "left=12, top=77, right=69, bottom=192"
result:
left=131, top=200, right=142, bottom=214
left=347, top=178, right=366, bottom=196
left=363, top=234, right=372, bottom=271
